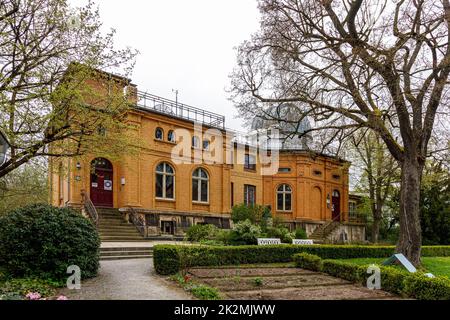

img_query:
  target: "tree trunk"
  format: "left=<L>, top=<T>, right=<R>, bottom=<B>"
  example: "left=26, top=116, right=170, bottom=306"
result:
left=396, top=155, right=423, bottom=266
left=372, top=216, right=381, bottom=243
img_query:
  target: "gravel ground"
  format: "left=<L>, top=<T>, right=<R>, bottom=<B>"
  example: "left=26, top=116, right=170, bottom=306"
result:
left=60, top=258, right=191, bottom=300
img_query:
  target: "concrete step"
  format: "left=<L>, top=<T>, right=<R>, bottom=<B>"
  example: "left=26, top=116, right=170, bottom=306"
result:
left=100, top=250, right=152, bottom=257
left=100, top=255, right=151, bottom=261
left=99, top=229, right=140, bottom=234
left=100, top=236, right=144, bottom=241
left=100, top=247, right=154, bottom=252
left=101, top=239, right=148, bottom=242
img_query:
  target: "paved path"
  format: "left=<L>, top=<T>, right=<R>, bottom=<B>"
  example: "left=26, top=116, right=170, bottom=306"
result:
left=60, top=259, right=191, bottom=300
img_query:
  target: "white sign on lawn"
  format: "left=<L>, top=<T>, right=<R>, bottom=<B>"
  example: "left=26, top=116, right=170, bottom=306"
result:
left=257, top=238, right=281, bottom=245
left=292, top=239, right=314, bottom=245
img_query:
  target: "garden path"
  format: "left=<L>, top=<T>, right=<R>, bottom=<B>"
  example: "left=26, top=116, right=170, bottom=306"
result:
left=60, top=258, right=191, bottom=300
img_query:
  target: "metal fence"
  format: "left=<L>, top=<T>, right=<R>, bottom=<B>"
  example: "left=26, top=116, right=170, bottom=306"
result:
left=136, top=91, right=225, bottom=129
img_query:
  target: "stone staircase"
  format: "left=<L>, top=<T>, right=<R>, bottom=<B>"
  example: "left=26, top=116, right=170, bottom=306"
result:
left=97, top=208, right=144, bottom=242
left=309, top=220, right=341, bottom=242
left=100, top=246, right=153, bottom=260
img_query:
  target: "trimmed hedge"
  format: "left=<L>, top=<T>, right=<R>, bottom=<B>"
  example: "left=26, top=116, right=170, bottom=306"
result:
left=153, top=244, right=450, bottom=275
left=300, top=257, right=450, bottom=300
left=153, top=246, right=181, bottom=275
left=404, top=273, right=450, bottom=300
left=293, top=253, right=322, bottom=271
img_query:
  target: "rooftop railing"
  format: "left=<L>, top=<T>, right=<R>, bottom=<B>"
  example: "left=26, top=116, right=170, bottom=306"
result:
left=136, top=91, right=225, bottom=129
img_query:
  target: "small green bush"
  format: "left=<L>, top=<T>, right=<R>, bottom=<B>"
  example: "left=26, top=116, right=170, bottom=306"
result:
left=185, top=224, right=218, bottom=242
left=266, top=226, right=294, bottom=243
left=293, top=253, right=322, bottom=271
left=230, top=219, right=262, bottom=245
left=295, top=228, right=308, bottom=240
left=231, top=204, right=267, bottom=224
left=190, top=284, right=221, bottom=300
left=0, top=204, right=100, bottom=281
left=252, top=277, right=264, bottom=287
left=403, top=273, right=450, bottom=300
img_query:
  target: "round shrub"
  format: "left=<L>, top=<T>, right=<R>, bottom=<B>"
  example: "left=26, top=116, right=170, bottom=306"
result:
left=0, top=204, right=100, bottom=281
left=185, top=224, right=218, bottom=242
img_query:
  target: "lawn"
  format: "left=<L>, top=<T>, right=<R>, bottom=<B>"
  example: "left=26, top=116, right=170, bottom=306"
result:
left=335, top=257, right=450, bottom=278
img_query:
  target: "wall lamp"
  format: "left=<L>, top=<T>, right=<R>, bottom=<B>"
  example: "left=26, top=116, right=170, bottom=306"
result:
left=326, top=193, right=331, bottom=209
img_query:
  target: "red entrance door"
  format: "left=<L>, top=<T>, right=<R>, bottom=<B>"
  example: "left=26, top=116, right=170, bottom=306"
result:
left=90, top=158, right=113, bottom=207
left=332, top=190, right=340, bottom=221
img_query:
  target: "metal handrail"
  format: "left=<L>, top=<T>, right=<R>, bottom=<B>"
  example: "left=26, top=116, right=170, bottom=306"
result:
left=81, top=191, right=98, bottom=227
left=136, top=91, right=225, bottom=129
left=127, top=207, right=146, bottom=237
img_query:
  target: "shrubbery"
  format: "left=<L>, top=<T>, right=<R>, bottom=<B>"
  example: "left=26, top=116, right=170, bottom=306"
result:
left=0, top=204, right=100, bottom=281
left=154, top=244, right=450, bottom=276
left=295, top=255, right=450, bottom=300
left=295, top=228, right=308, bottom=240
left=186, top=203, right=308, bottom=245
left=185, top=224, right=218, bottom=242
left=293, top=253, right=322, bottom=271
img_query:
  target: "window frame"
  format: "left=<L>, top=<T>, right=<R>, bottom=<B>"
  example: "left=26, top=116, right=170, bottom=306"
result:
left=155, top=127, right=164, bottom=141
left=167, top=130, right=176, bottom=143
left=155, top=162, right=175, bottom=200
left=244, top=184, right=256, bottom=206
left=276, top=184, right=292, bottom=212
left=192, top=136, right=200, bottom=148
left=244, top=153, right=256, bottom=171
left=192, top=168, right=209, bottom=203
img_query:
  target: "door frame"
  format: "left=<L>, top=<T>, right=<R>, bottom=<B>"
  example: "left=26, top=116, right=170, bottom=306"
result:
left=90, top=157, right=114, bottom=208
left=331, top=190, right=341, bottom=221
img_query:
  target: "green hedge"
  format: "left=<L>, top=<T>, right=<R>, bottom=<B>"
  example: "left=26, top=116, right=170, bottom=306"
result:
left=293, top=253, right=322, bottom=271
left=300, top=257, right=450, bottom=300
left=153, top=244, right=450, bottom=275
left=153, top=246, right=181, bottom=275
left=404, top=273, right=450, bottom=300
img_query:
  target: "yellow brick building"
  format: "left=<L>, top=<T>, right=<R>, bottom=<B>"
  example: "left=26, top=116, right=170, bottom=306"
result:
left=49, top=70, right=365, bottom=241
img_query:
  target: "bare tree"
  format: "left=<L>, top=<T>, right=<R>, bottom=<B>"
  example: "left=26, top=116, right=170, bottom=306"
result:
left=230, top=0, right=450, bottom=265
left=0, top=0, right=138, bottom=178
left=349, top=130, right=400, bottom=242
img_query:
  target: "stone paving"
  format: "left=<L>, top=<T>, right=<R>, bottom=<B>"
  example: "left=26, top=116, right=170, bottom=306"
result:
left=60, top=258, right=191, bottom=300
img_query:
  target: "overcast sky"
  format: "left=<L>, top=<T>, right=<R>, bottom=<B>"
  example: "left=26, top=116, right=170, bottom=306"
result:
left=70, top=0, right=261, bottom=130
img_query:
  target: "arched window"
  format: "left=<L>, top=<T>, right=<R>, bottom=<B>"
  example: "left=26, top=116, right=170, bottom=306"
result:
left=155, top=162, right=175, bottom=199
left=277, top=184, right=292, bottom=211
left=192, top=168, right=209, bottom=203
left=155, top=127, right=164, bottom=140
left=202, top=139, right=210, bottom=151
left=168, top=130, right=175, bottom=143
left=192, top=136, right=200, bottom=148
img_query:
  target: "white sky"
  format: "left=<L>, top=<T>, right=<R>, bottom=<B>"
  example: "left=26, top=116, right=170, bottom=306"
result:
left=70, top=0, right=261, bottom=130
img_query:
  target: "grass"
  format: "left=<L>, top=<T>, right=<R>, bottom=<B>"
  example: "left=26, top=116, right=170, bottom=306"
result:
left=335, top=257, right=450, bottom=278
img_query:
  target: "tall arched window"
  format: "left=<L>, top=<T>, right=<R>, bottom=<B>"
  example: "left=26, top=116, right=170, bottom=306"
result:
left=155, top=162, right=175, bottom=199
left=155, top=127, right=164, bottom=140
left=277, top=184, right=292, bottom=211
left=192, top=168, right=209, bottom=203
left=168, top=130, right=175, bottom=143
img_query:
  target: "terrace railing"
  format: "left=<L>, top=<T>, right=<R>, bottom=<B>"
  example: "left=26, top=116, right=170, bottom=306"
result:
left=136, top=91, right=225, bottom=129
